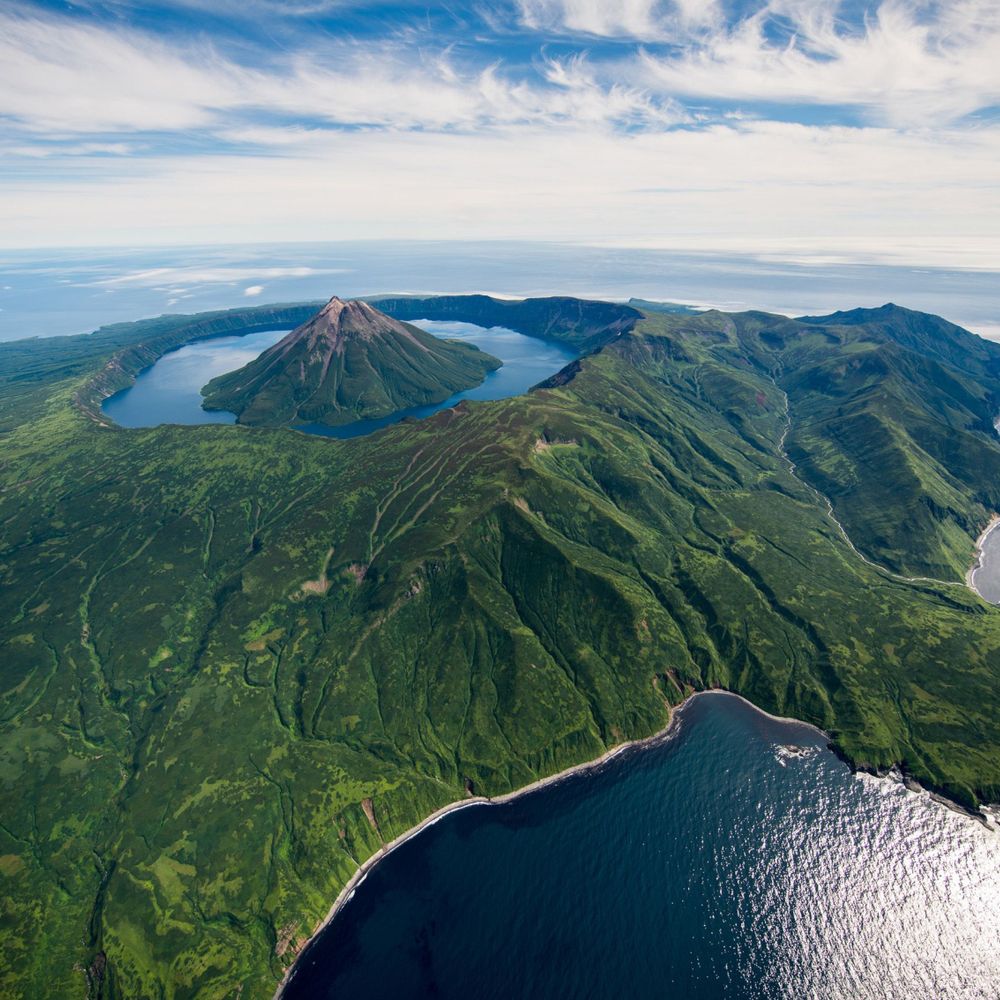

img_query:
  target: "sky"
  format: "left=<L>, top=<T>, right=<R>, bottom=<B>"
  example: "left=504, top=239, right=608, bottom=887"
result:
left=1, top=0, right=999, bottom=266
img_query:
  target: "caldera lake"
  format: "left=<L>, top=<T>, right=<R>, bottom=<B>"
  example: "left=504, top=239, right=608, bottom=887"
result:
left=101, top=319, right=578, bottom=436
left=101, top=327, right=288, bottom=428
left=283, top=692, right=1000, bottom=1000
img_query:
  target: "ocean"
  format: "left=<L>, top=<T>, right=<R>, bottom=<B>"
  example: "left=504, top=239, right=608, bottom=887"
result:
left=2, top=241, right=999, bottom=343
left=284, top=693, right=1000, bottom=1000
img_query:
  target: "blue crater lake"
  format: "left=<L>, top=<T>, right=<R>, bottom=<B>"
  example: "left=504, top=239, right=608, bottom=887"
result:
left=283, top=693, right=1000, bottom=1000
left=101, top=320, right=577, bottom=436
left=101, top=328, right=289, bottom=428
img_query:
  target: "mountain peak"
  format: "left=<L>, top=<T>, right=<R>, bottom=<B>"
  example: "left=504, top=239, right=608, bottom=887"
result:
left=796, top=303, right=912, bottom=326
left=292, top=296, right=417, bottom=352
left=201, top=296, right=501, bottom=427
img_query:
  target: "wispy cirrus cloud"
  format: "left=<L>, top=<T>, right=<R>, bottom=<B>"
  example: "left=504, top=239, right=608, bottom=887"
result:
left=0, top=6, right=677, bottom=136
left=515, top=0, right=664, bottom=38
left=514, top=0, right=720, bottom=37
left=1, top=0, right=999, bottom=264
left=0, top=9, right=233, bottom=132
left=513, top=0, right=1000, bottom=126
left=635, top=0, right=1000, bottom=126
left=4, top=1, right=997, bottom=137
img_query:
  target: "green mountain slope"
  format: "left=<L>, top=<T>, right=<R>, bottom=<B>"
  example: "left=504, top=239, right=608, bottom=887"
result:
left=1, top=297, right=1000, bottom=997
left=760, top=304, right=1000, bottom=577
left=370, top=293, right=642, bottom=351
left=201, top=297, right=501, bottom=426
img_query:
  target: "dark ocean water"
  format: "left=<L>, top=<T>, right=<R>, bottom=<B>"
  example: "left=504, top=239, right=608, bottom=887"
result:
left=100, top=320, right=576, bottom=434
left=284, top=693, right=1000, bottom=1000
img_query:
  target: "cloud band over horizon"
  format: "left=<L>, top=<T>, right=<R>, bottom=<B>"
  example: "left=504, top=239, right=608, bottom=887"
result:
left=1, top=0, right=998, bottom=265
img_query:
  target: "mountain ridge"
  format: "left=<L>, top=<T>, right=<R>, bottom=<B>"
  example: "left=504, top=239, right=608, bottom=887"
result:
left=2, top=295, right=1000, bottom=997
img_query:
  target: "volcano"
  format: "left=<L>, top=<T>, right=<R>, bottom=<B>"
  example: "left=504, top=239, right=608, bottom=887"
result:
left=201, top=297, right=501, bottom=427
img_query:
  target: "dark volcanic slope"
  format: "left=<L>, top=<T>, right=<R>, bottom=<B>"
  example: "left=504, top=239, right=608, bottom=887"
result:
left=201, top=297, right=501, bottom=426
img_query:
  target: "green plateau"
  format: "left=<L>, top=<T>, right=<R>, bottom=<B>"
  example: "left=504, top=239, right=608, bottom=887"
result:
left=200, top=297, right=501, bottom=427
left=2, top=293, right=1000, bottom=998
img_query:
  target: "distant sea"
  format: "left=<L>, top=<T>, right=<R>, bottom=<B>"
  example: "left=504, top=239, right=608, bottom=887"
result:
left=1, top=241, right=999, bottom=342
left=285, top=693, right=1000, bottom=1000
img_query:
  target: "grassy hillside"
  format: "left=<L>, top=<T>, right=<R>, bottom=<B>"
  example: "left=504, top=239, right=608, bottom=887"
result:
left=1, top=297, right=1000, bottom=998
left=726, top=305, right=1000, bottom=577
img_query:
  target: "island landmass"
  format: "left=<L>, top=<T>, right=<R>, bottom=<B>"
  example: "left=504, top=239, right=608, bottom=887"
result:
left=2, top=295, right=1000, bottom=998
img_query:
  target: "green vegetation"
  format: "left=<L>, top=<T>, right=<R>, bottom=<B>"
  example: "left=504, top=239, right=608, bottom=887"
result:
left=201, top=297, right=501, bottom=427
left=2, top=302, right=322, bottom=433
left=1, top=294, right=1000, bottom=998
left=369, top=293, right=642, bottom=350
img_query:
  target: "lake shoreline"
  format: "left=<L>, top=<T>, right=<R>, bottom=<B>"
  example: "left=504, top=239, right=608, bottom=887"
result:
left=275, top=688, right=975, bottom=998
left=100, top=315, right=577, bottom=437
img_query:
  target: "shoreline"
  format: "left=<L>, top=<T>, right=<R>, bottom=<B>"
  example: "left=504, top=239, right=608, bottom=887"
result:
left=275, top=691, right=832, bottom=998
left=273, top=688, right=993, bottom=997
left=965, top=514, right=1000, bottom=596
left=273, top=697, right=692, bottom=998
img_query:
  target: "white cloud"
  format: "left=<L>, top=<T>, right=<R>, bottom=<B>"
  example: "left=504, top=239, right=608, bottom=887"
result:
left=1, top=0, right=997, bottom=266
left=3, top=2, right=995, bottom=141
left=514, top=0, right=722, bottom=37
left=85, top=266, right=347, bottom=288
left=4, top=141, right=136, bottom=158
left=636, top=0, right=1000, bottom=126
left=243, top=284, right=264, bottom=296
left=516, top=0, right=665, bottom=37
left=4, top=121, right=999, bottom=267
left=0, top=7, right=675, bottom=136
left=218, top=125, right=328, bottom=147
left=0, top=9, right=232, bottom=133
left=158, top=0, right=352, bottom=14
left=670, top=0, right=720, bottom=29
